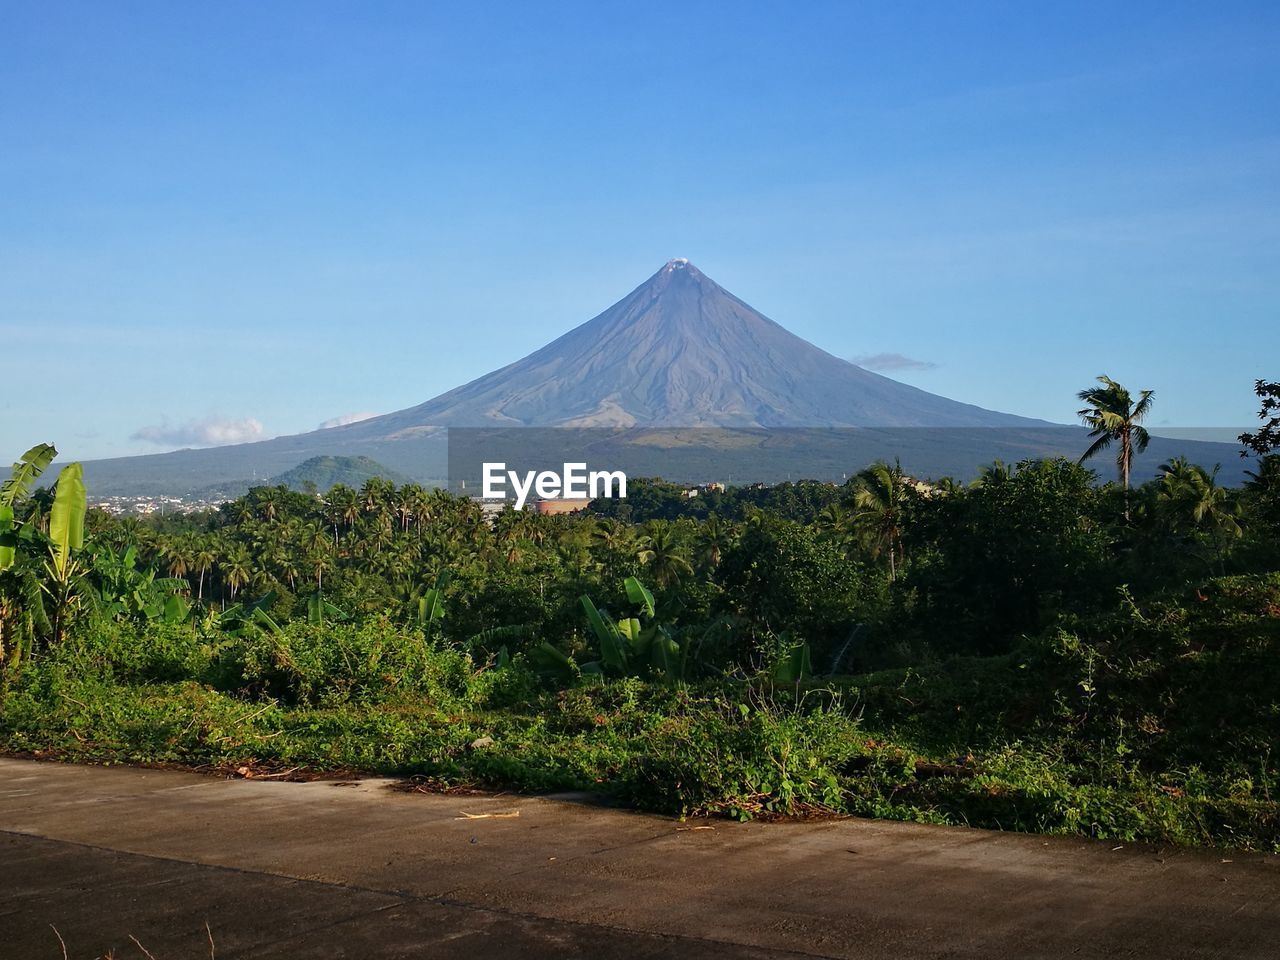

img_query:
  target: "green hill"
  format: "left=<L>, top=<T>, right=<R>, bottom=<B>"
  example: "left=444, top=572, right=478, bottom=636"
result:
left=269, top=456, right=414, bottom=493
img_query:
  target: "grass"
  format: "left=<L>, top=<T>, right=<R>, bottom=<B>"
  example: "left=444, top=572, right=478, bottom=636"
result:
left=3, top=660, right=1276, bottom=849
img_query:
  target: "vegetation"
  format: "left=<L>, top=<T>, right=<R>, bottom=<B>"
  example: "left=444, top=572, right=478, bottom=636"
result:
left=269, top=455, right=413, bottom=494
left=1240, top=379, right=1280, bottom=456
left=2, top=377, right=1279, bottom=850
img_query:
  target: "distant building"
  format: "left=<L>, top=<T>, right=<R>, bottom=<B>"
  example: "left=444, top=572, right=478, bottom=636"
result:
left=534, top=498, right=592, bottom=516
left=477, top=500, right=509, bottom=520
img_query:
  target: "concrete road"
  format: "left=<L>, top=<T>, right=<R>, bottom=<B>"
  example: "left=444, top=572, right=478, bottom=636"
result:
left=1, top=758, right=1277, bottom=959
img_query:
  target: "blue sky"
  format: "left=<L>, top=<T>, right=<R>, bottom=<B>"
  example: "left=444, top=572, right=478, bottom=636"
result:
left=2, top=1, right=1277, bottom=459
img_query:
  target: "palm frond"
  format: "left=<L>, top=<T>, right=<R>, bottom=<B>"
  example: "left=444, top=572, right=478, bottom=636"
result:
left=1079, top=432, right=1113, bottom=464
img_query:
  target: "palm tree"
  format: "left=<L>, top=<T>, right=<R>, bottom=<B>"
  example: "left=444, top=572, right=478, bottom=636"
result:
left=327, top=484, right=359, bottom=533
left=1077, top=375, right=1154, bottom=497
left=222, top=545, right=253, bottom=601
left=405, top=485, right=433, bottom=535
left=637, top=520, right=693, bottom=589
left=696, top=514, right=732, bottom=568
left=849, top=461, right=909, bottom=581
left=976, top=460, right=1011, bottom=487
left=298, top=523, right=335, bottom=593
left=160, top=534, right=194, bottom=582
left=360, top=478, right=393, bottom=521
left=494, top=510, right=530, bottom=564
left=257, top=486, right=283, bottom=523
left=1244, top=454, right=1280, bottom=494
left=815, top=503, right=848, bottom=541
left=1158, top=457, right=1243, bottom=555
left=193, top=537, right=217, bottom=602
left=308, top=547, right=334, bottom=593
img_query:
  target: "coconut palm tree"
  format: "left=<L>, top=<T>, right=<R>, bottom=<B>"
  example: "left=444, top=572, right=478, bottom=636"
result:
left=849, top=460, right=909, bottom=581
left=637, top=520, right=693, bottom=589
left=1244, top=454, right=1280, bottom=494
left=696, top=514, right=732, bottom=568
left=814, top=504, right=849, bottom=542
left=160, top=534, right=194, bottom=582
left=1077, top=375, right=1154, bottom=496
left=257, top=486, right=283, bottom=523
left=327, top=484, right=360, bottom=532
left=1158, top=457, right=1243, bottom=551
left=308, top=547, right=334, bottom=593
left=976, top=461, right=1011, bottom=487
left=193, top=537, right=217, bottom=602
left=222, top=544, right=253, bottom=601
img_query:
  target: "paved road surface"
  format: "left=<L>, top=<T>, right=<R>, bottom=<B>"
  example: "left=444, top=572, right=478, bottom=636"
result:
left=1, top=758, right=1277, bottom=958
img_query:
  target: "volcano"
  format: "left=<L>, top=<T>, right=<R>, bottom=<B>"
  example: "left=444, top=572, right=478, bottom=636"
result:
left=75, top=260, right=1239, bottom=494
left=342, top=258, right=1044, bottom=434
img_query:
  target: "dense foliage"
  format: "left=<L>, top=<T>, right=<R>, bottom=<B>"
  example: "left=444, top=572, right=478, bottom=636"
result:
left=2, top=386, right=1279, bottom=848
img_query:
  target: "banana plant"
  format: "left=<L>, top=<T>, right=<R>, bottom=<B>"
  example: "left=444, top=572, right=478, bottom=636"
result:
left=41, top=462, right=88, bottom=646
left=214, top=590, right=283, bottom=636
left=570, top=576, right=685, bottom=684
left=415, top=570, right=452, bottom=635
left=0, top=445, right=58, bottom=664
left=88, top=543, right=190, bottom=624
left=305, top=592, right=348, bottom=625
left=770, top=640, right=813, bottom=684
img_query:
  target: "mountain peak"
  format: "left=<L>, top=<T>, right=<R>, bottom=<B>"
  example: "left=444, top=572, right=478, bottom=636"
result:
left=658, top=257, right=704, bottom=279
left=359, top=259, right=1048, bottom=431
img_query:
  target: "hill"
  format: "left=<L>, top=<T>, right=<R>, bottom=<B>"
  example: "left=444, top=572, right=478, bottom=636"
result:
left=269, top=456, right=413, bottom=492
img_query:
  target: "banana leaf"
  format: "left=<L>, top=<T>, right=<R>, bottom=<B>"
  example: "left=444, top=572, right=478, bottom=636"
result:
left=48, top=463, right=86, bottom=578
left=0, top=503, right=15, bottom=570
left=617, top=616, right=642, bottom=649
left=649, top=627, right=682, bottom=681
left=623, top=576, right=655, bottom=618
left=771, top=642, right=813, bottom=684
left=580, top=595, right=626, bottom=673
left=0, top=443, right=57, bottom=507
left=418, top=590, right=444, bottom=626
left=162, top=594, right=190, bottom=624
left=531, top=641, right=578, bottom=683
left=307, top=593, right=348, bottom=624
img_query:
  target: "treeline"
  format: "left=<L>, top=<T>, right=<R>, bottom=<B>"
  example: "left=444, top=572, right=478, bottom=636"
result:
left=3, top=446, right=1276, bottom=677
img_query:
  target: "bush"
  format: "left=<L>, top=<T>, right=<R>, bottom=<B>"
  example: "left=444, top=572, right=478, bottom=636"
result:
left=218, top=617, right=479, bottom=707
left=46, top=621, right=213, bottom=685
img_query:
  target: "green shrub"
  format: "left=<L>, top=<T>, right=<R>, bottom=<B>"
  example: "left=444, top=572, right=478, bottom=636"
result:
left=218, top=617, right=478, bottom=707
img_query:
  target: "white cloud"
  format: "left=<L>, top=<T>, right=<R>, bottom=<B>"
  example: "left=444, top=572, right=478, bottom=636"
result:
left=131, top=416, right=267, bottom=448
left=850, top=352, right=938, bottom=372
left=317, top=411, right=379, bottom=430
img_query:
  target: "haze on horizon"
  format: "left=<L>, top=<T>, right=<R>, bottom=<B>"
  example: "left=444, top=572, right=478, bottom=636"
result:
left=2, top=1, right=1277, bottom=459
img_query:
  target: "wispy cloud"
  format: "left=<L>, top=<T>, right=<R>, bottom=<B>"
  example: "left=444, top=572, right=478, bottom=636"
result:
left=317, top=411, right=379, bottom=430
left=850, top=352, right=938, bottom=372
left=131, top=416, right=266, bottom=448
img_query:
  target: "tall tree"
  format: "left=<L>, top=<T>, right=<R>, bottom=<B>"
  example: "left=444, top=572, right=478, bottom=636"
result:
left=637, top=520, right=693, bottom=589
left=193, top=536, right=216, bottom=602
left=1077, top=376, right=1154, bottom=499
left=849, top=461, right=909, bottom=581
